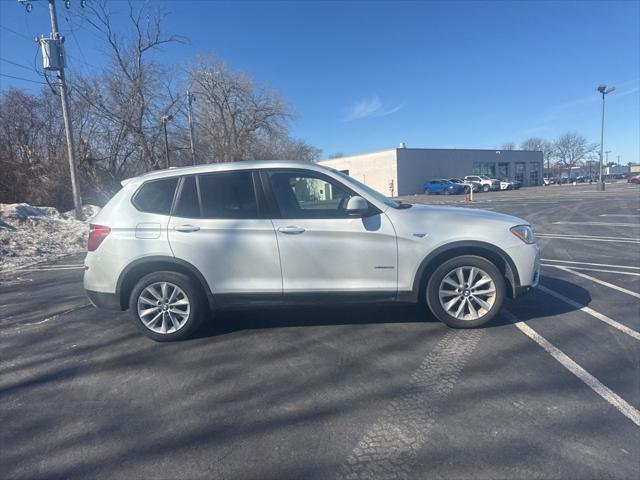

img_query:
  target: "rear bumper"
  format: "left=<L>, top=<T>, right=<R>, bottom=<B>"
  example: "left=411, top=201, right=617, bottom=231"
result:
left=86, top=290, right=122, bottom=311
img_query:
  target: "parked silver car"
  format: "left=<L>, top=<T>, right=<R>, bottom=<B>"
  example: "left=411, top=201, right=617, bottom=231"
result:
left=84, top=161, right=539, bottom=341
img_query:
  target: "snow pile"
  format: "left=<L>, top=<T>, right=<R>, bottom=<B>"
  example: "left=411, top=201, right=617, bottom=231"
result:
left=0, top=203, right=100, bottom=272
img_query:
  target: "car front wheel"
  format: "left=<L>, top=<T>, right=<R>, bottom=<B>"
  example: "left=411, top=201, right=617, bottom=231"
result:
left=129, top=271, right=204, bottom=341
left=426, top=255, right=505, bottom=328
left=482, top=185, right=490, bottom=192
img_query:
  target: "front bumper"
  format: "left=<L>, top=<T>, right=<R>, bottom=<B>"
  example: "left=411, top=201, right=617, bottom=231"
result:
left=86, top=290, right=122, bottom=311
left=505, top=243, right=540, bottom=298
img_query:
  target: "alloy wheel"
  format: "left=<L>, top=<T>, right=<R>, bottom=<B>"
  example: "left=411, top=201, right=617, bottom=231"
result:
left=438, top=266, right=496, bottom=320
left=136, top=282, right=190, bottom=334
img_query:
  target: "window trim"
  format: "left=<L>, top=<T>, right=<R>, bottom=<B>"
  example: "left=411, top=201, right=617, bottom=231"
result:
left=131, top=177, right=180, bottom=215
left=171, top=175, right=201, bottom=219
left=262, top=168, right=379, bottom=220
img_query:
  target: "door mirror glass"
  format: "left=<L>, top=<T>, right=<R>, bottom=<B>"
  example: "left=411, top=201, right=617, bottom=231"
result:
left=346, top=195, right=368, bottom=214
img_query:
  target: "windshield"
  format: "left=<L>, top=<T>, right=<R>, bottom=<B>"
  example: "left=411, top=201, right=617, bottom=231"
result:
left=332, top=170, right=402, bottom=209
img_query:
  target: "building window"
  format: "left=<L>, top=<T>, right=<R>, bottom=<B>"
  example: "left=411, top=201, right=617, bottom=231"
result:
left=529, top=162, right=540, bottom=185
left=515, top=162, right=525, bottom=183
left=497, top=162, right=509, bottom=179
left=472, top=162, right=496, bottom=176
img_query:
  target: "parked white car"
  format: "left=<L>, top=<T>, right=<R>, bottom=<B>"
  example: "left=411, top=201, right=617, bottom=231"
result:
left=464, top=175, right=501, bottom=192
left=84, top=161, right=540, bottom=341
left=449, top=178, right=481, bottom=193
left=499, top=180, right=514, bottom=190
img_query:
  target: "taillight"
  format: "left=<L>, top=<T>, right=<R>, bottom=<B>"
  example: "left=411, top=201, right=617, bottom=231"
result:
left=88, top=224, right=111, bottom=252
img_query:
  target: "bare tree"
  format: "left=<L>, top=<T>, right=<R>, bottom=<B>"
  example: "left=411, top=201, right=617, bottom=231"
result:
left=551, top=132, right=597, bottom=179
left=520, top=137, right=554, bottom=170
left=77, top=0, right=184, bottom=174
left=1, top=3, right=321, bottom=209
left=500, top=142, right=516, bottom=150
left=189, top=56, right=297, bottom=162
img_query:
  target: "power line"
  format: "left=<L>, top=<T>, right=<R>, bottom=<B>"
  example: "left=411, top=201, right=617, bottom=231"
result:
left=0, top=56, right=34, bottom=72
left=0, top=24, right=32, bottom=41
left=0, top=72, right=48, bottom=85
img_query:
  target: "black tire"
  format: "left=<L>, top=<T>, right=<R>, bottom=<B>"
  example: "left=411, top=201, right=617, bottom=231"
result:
left=482, top=184, right=490, bottom=192
left=426, top=255, right=505, bottom=328
left=464, top=186, right=471, bottom=194
left=443, top=188, right=451, bottom=195
left=129, top=271, right=205, bottom=341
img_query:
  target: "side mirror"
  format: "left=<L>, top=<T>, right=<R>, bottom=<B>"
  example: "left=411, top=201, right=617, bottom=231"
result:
left=346, top=195, right=369, bottom=215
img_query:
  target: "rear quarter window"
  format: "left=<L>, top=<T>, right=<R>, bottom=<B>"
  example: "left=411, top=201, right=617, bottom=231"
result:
left=132, top=178, right=179, bottom=215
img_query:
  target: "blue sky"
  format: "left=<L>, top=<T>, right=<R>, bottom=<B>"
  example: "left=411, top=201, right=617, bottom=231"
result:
left=1, top=0, right=638, bottom=162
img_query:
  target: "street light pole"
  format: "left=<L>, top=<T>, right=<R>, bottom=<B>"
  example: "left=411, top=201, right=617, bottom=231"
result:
left=161, top=115, right=173, bottom=169
left=597, top=84, right=615, bottom=191
left=187, top=90, right=197, bottom=166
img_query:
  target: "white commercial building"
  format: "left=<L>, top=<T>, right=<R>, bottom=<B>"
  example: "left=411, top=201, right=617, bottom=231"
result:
left=321, top=146, right=544, bottom=196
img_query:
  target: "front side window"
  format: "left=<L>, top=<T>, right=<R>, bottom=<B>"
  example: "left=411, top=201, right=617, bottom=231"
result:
left=332, top=170, right=400, bottom=209
left=199, top=171, right=258, bottom=219
left=133, top=178, right=178, bottom=215
left=268, top=170, right=355, bottom=218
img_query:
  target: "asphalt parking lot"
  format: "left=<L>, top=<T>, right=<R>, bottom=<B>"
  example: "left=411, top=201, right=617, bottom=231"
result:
left=1, top=182, right=639, bottom=480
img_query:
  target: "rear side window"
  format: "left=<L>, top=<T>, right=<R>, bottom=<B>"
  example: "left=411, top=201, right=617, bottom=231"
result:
left=199, top=171, right=258, bottom=219
left=173, top=176, right=200, bottom=218
left=133, top=178, right=178, bottom=215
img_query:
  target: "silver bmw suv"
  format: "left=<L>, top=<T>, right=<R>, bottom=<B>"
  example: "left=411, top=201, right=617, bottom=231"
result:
left=84, top=161, right=539, bottom=341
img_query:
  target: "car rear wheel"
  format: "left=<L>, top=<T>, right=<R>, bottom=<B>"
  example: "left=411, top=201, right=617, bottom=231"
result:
left=443, top=188, right=451, bottom=195
left=129, top=271, right=204, bottom=341
left=482, top=184, right=490, bottom=192
left=426, top=255, right=505, bottom=328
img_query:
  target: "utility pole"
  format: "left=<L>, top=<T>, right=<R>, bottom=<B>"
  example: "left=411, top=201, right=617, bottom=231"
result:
left=23, top=0, right=84, bottom=219
left=596, top=84, right=616, bottom=191
left=161, top=115, right=173, bottom=169
left=186, top=90, right=197, bottom=166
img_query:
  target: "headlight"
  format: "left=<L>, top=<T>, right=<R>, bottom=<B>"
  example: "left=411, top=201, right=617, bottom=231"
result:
left=510, top=225, right=536, bottom=244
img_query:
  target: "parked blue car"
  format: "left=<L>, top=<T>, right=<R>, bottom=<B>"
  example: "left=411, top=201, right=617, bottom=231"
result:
left=423, top=179, right=466, bottom=195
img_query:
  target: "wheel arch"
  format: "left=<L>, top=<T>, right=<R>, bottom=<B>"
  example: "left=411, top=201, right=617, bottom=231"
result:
left=116, top=256, right=214, bottom=310
left=410, top=241, right=520, bottom=302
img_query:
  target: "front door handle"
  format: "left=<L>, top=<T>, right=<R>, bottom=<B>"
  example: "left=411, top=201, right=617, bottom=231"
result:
left=174, top=225, right=200, bottom=233
left=278, top=226, right=306, bottom=235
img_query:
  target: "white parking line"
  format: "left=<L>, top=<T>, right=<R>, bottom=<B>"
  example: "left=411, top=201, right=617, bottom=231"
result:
left=548, top=265, right=640, bottom=299
left=537, top=285, right=640, bottom=340
left=535, top=235, right=640, bottom=244
left=536, top=233, right=636, bottom=240
left=599, top=214, right=640, bottom=218
left=552, top=221, right=640, bottom=228
left=541, top=264, right=640, bottom=277
left=503, top=310, right=640, bottom=427
left=541, top=259, right=640, bottom=270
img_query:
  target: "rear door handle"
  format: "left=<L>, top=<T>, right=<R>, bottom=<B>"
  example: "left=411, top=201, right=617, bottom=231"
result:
left=174, top=225, right=200, bottom=233
left=278, top=226, right=306, bottom=235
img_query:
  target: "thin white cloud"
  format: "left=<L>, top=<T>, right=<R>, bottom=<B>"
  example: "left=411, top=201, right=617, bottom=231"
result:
left=520, top=81, right=639, bottom=137
left=342, top=96, right=404, bottom=121
left=615, top=85, right=640, bottom=98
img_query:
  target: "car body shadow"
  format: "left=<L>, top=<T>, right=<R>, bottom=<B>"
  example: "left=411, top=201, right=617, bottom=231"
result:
left=485, top=277, right=591, bottom=327
left=193, top=277, right=589, bottom=338
left=194, top=303, right=431, bottom=339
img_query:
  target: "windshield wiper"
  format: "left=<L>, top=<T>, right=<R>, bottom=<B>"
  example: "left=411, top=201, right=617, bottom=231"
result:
left=396, top=202, right=413, bottom=209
